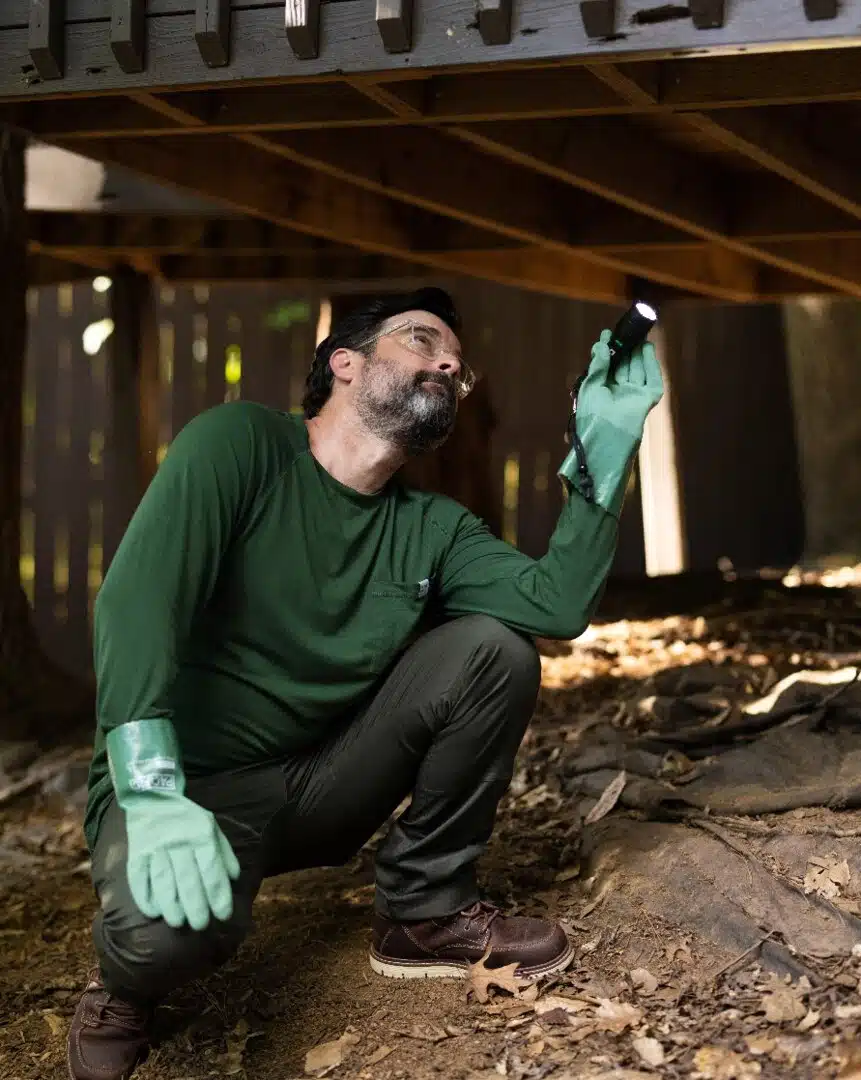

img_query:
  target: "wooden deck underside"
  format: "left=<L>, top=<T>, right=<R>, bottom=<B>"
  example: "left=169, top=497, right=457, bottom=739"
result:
left=4, top=1, right=861, bottom=303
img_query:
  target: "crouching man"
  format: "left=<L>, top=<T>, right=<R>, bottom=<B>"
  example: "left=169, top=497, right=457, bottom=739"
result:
left=67, top=287, right=663, bottom=1079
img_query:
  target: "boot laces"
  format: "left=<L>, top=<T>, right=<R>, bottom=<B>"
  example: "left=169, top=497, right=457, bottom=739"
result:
left=87, top=970, right=150, bottom=1031
left=461, top=900, right=501, bottom=934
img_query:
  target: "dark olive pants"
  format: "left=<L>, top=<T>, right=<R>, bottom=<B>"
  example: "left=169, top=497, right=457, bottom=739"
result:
left=90, top=615, right=541, bottom=1005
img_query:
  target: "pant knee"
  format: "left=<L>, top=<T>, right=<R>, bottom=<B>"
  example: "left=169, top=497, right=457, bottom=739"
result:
left=94, top=907, right=249, bottom=1005
left=462, top=615, right=542, bottom=700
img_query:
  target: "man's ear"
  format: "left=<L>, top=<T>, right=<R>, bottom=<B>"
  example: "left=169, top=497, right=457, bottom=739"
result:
left=328, top=346, right=360, bottom=386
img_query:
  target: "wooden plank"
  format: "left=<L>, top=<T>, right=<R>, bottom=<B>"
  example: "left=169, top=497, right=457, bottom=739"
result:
left=376, top=0, right=412, bottom=54
left=195, top=0, right=231, bottom=67
left=258, top=126, right=759, bottom=299
left=2, top=0, right=861, bottom=99
left=110, top=0, right=145, bottom=73
left=28, top=0, right=65, bottom=81
left=284, top=0, right=319, bottom=61
left=477, top=0, right=512, bottom=47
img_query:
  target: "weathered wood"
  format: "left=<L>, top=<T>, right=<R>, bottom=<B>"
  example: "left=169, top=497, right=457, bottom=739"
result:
left=376, top=0, right=412, bottom=53
left=110, top=0, right=146, bottom=73
left=284, top=0, right=319, bottom=60
left=27, top=0, right=65, bottom=81
left=2, top=0, right=861, bottom=99
left=690, top=0, right=726, bottom=30
left=477, top=0, right=513, bottom=47
left=579, top=0, right=615, bottom=39
left=195, top=0, right=231, bottom=67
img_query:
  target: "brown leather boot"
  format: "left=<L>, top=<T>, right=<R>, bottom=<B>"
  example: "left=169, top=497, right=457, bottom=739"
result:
left=369, top=899, right=574, bottom=980
left=67, top=968, right=152, bottom=1080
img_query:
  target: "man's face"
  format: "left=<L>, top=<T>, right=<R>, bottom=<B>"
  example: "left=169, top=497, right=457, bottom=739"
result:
left=353, top=310, right=464, bottom=455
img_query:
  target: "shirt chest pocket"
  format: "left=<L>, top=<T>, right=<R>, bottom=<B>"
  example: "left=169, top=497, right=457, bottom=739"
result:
left=365, top=577, right=431, bottom=661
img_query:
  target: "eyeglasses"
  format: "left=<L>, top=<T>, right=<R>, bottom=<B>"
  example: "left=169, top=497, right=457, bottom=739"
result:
left=354, top=319, right=476, bottom=399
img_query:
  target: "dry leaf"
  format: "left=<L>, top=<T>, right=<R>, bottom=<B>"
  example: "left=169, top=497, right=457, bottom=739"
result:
left=467, top=947, right=529, bottom=1004
left=798, top=1009, right=820, bottom=1031
left=630, top=968, right=659, bottom=996
left=837, top=1005, right=861, bottom=1020
left=555, top=866, right=580, bottom=884
left=407, top=1023, right=449, bottom=1042
left=804, top=855, right=851, bottom=899
left=760, top=973, right=807, bottom=1024
left=584, top=770, right=627, bottom=825
left=692, top=1046, right=762, bottom=1079
left=304, top=1028, right=361, bottom=1075
left=365, top=1045, right=393, bottom=1066
left=632, top=1036, right=665, bottom=1066
left=593, top=998, right=643, bottom=1033
left=534, top=994, right=591, bottom=1017
left=41, top=1010, right=65, bottom=1037
left=745, top=1035, right=776, bottom=1056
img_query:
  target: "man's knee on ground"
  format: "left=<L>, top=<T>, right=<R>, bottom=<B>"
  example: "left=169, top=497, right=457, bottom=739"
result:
left=95, top=906, right=249, bottom=1003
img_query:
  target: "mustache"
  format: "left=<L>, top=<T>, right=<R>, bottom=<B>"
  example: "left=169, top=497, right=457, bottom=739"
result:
left=414, top=371, right=455, bottom=394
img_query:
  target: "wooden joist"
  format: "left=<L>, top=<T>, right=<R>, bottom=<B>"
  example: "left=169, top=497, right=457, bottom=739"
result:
left=376, top=0, right=413, bottom=54
left=284, top=0, right=320, bottom=61
left=27, top=0, right=65, bottom=81
left=195, top=0, right=232, bottom=68
left=110, top=0, right=146, bottom=74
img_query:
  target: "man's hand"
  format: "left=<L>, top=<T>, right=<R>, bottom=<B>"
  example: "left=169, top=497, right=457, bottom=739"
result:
left=124, top=793, right=240, bottom=931
left=577, top=328, right=664, bottom=438
left=558, top=329, right=664, bottom=517
left=106, top=718, right=240, bottom=931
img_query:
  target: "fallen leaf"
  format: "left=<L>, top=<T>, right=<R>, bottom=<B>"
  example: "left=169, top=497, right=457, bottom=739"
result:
left=632, top=1035, right=665, bottom=1066
left=304, top=1028, right=361, bottom=1075
left=692, top=1046, right=762, bottom=1079
left=467, top=947, right=529, bottom=1004
left=745, top=1035, right=776, bottom=1056
left=837, top=1005, right=861, bottom=1020
left=534, top=994, right=591, bottom=1016
left=593, top=998, right=643, bottom=1033
left=630, top=968, right=659, bottom=996
left=760, top=973, right=807, bottom=1024
left=407, top=1023, right=449, bottom=1042
left=804, top=855, right=851, bottom=899
left=41, top=1011, right=65, bottom=1037
left=555, top=866, right=580, bottom=884
left=798, top=1009, right=820, bottom=1031
left=584, top=770, right=627, bottom=825
left=365, top=1045, right=393, bottom=1066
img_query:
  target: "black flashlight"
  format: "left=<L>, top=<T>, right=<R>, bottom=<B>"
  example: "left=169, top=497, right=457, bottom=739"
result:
left=607, top=301, right=658, bottom=374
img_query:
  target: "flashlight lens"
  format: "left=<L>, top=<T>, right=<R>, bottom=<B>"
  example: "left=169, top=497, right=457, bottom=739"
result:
left=635, top=301, right=657, bottom=322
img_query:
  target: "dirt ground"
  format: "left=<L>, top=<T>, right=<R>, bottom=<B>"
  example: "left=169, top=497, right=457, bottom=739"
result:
left=3, top=573, right=861, bottom=1080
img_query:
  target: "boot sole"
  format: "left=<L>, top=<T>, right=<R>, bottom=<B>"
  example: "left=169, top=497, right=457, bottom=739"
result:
left=369, top=940, right=575, bottom=981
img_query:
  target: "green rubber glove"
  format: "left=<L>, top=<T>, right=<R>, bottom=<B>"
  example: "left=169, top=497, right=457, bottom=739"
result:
left=106, top=719, right=240, bottom=931
left=558, top=328, right=664, bottom=518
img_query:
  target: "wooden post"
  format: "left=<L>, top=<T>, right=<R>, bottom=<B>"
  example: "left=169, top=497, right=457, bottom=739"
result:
left=103, top=266, right=160, bottom=564
left=0, top=127, right=91, bottom=743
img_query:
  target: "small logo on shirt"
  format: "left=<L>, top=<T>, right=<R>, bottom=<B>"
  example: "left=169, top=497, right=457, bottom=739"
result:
left=417, top=578, right=430, bottom=599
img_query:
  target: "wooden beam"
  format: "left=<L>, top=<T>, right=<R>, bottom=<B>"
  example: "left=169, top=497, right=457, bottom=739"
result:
left=686, top=108, right=861, bottom=224
left=3, top=0, right=861, bottom=100
left=284, top=0, right=320, bottom=61
left=110, top=0, right=146, bottom=74
left=27, top=0, right=65, bottom=81
left=158, top=250, right=422, bottom=282
left=58, top=134, right=627, bottom=302
left=241, top=127, right=759, bottom=300
left=376, top=0, right=413, bottom=54
left=195, top=0, right=232, bottom=68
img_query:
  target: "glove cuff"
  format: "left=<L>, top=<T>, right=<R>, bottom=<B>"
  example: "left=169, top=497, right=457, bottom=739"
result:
left=106, top=718, right=185, bottom=804
left=558, top=412, right=639, bottom=519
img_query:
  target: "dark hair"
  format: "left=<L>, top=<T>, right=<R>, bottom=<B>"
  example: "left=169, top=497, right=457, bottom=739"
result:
left=302, top=286, right=461, bottom=418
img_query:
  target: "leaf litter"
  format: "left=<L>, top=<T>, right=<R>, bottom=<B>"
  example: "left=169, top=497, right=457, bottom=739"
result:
left=2, top=577, right=861, bottom=1079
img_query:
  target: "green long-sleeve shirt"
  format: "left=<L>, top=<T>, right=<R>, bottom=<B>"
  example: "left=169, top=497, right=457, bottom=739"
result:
left=84, top=401, right=621, bottom=848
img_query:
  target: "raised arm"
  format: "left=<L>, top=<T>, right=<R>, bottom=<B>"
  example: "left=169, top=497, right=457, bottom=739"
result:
left=437, top=330, right=664, bottom=640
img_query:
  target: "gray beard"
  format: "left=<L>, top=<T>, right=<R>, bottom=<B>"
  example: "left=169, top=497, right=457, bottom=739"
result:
left=356, top=365, right=457, bottom=455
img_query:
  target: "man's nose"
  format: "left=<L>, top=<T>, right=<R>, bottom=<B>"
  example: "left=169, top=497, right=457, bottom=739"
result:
left=434, top=353, right=461, bottom=378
